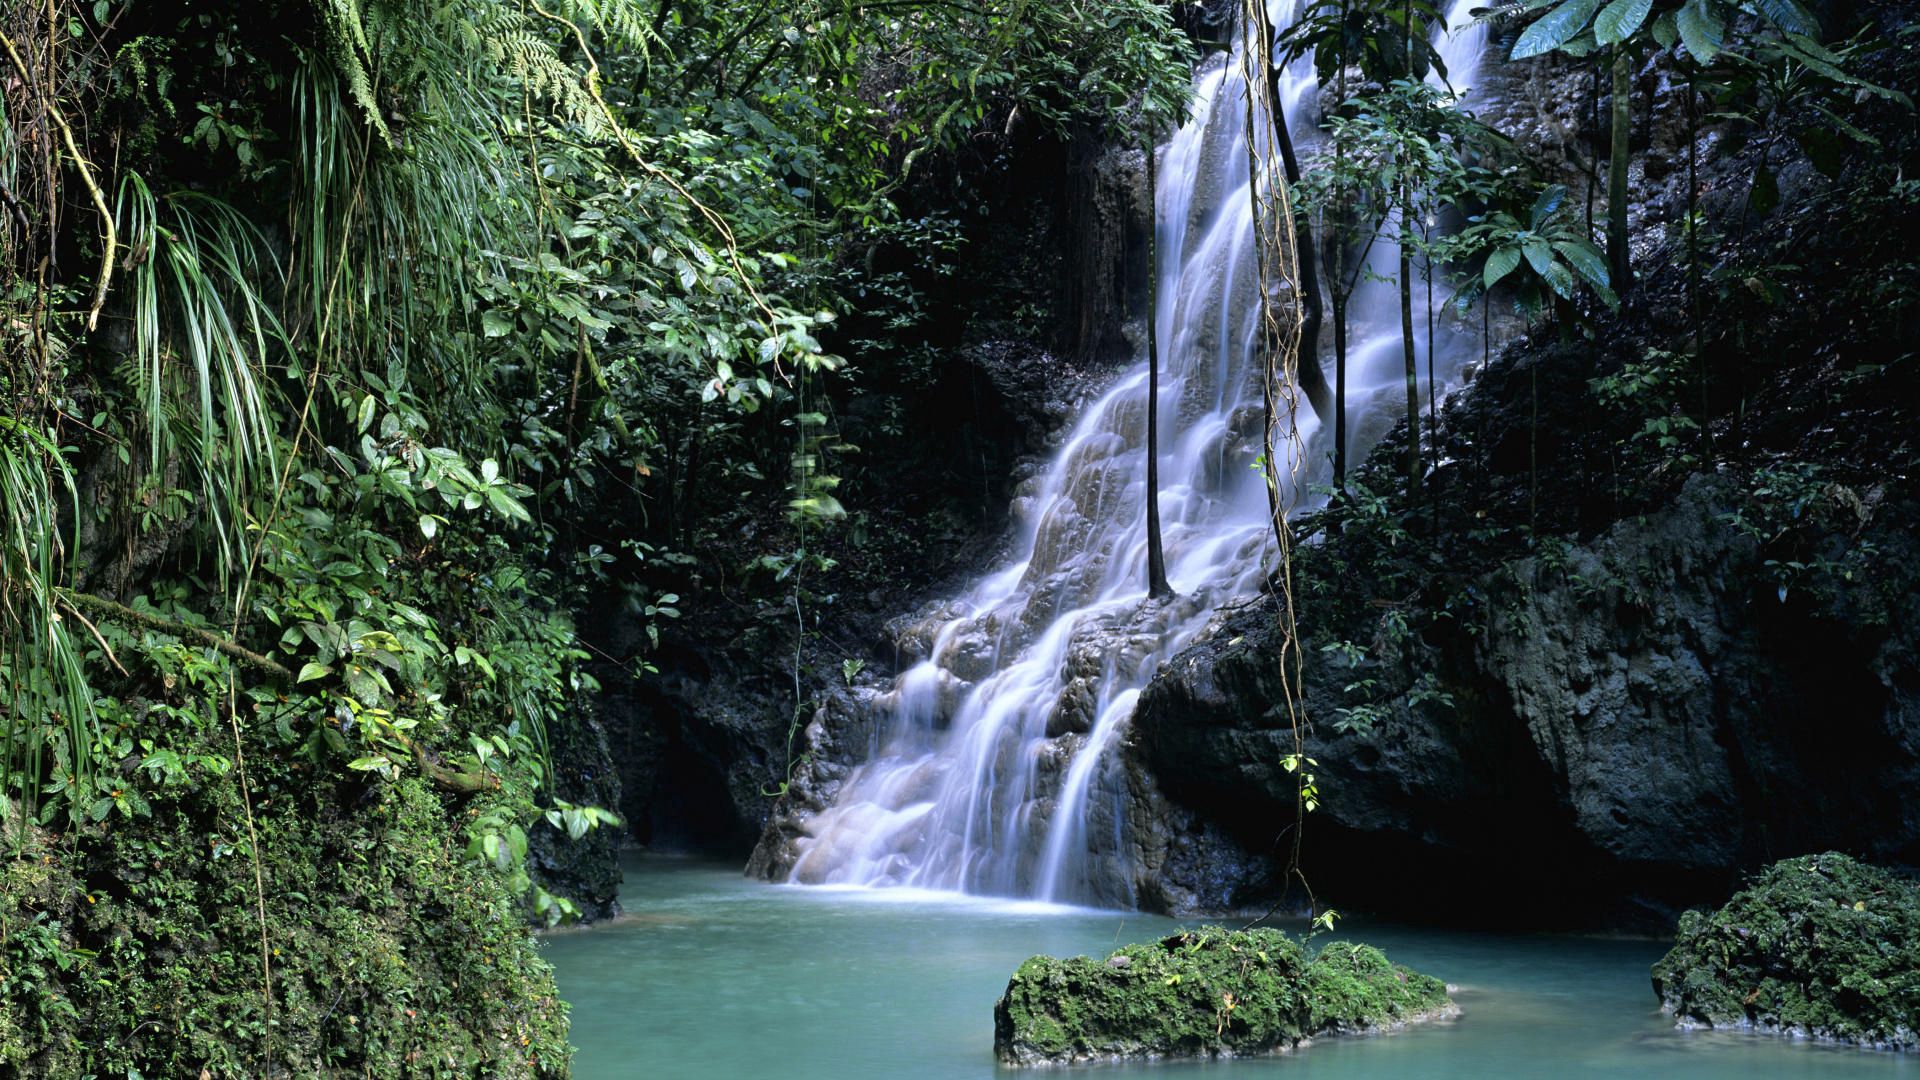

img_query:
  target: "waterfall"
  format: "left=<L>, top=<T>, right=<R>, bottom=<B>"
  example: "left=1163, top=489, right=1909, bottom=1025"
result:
left=783, top=1, right=1492, bottom=906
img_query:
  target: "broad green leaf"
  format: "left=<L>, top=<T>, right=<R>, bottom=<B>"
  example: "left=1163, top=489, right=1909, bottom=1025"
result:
left=1540, top=258, right=1578, bottom=300
left=1675, top=0, right=1724, bottom=62
left=1530, top=184, right=1568, bottom=229
left=1554, top=240, right=1611, bottom=290
left=486, top=487, right=531, bottom=523
left=1750, top=0, right=1818, bottom=35
left=1651, top=10, right=1678, bottom=48
left=297, top=662, right=332, bottom=683
left=1511, top=0, right=1600, bottom=59
left=1522, top=239, right=1556, bottom=279
left=1484, top=245, right=1523, bottom=289
left=419, top=514, right=439, bottom=540
left=356, top=394, right=376, bottom=434
left=480, top=457, right=499, bottom=484
left=347, top=755, right=392, bottom=771
left=1594, top=0, right=1652, bottom=44
left=481, top=309, right=514, bottom=338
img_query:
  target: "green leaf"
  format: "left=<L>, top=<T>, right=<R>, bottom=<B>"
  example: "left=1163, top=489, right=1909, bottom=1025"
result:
left=1539, top=258, right=1578, bottom=299
left=347, top=755, right=392, bottom=772
left=297, top=662, right=332, bottom=683
left=1530, top=184, right=1567, bottom=230
left=1749, top=0, right=1818, bottom=35
left=1675, top=0, right=1724, bottom=62
left=481, top=309, right=514, bottom=338
left=1522, top=239, right=1556, bottom=279
left=419, top=514, right=439, bottom=540
left=480, top=457, right=500, bottom=484
left=356, top=394, right=376, bottom=434
left=1511, top=0, right=1600, bottom=59
left=1553, top=239, right=1611, bottom=290
left=486, top=487, right=531, bottom=523
left=1484, top=245, right=1523, bottom=289
left=1651, top=11, right=1678, bottom=48
left=1594, top=0, right=1652, bottom=45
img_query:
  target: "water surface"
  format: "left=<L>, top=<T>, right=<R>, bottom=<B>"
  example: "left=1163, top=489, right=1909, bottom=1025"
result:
left=545, top=855, right=1916, bottom=1079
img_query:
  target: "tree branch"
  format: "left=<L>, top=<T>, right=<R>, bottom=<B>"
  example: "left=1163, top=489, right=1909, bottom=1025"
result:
left=62, top=590, right=292, bottom=679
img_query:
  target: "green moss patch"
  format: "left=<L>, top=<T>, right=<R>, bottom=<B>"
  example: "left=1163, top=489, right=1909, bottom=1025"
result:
left=1652, top=852, right=1920, bottom=1050
left=994, top=927, right=1452, bottom=1066
left=1, top=760, right=569, bottom=1078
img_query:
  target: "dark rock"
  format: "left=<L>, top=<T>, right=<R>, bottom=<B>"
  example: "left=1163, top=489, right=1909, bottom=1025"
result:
left=994, top=927, right=1453, bottom=1066
left=1652, top=852, right=1920, bottom=1049
left=1131, top=475, right=1920, bottom=928
left=526, top=700, right=624, bottom=922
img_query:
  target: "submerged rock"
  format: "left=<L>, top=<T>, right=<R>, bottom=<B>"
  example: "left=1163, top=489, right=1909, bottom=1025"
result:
left=993, top=927, right=1452, bottom=1066
left=1651, top=852, right=1920, bottom=1050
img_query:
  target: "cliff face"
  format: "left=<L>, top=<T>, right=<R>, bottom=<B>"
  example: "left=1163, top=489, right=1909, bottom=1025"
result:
left=1117, top=3, right=1920, bottom=928
left=1130, top=476, right=1920, bottom=926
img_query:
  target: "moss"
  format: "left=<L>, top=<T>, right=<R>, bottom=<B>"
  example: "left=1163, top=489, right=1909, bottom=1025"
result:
left=1305, top=941, right=1451, bottom=1033
left=1651, top=852, right=1920, bottom=1050
left=0, top=731, right=569, bottom=1078
left=994, top=927, right=1450, bottom=1065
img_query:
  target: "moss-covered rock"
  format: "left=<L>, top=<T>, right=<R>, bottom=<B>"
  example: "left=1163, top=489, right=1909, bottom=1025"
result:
left=994, top=927, right=1452, bottom=1066
left=1651, top=852, right=1920, bottom=1050
left=1, top=753, right=570, bottom=1078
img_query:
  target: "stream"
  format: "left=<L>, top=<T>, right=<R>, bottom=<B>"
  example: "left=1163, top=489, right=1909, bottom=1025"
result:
left=545, top=855, right=1917, bottom=1079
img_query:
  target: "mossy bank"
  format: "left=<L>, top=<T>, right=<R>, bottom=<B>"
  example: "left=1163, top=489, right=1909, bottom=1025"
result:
left=0, top=760, right=569, bottom=1078
left=994, top=927, right=1452, bottom=1066
left=1652, top=853, right=1920, bottom=1051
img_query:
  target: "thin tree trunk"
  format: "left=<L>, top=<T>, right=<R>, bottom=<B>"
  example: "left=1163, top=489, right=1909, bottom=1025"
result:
left=1261, top=38, right=1332, bottom=426
left=1332, top=0, right=1351, bottom=491
left=1399, top=0, right=1421, bottom=499
left=1332, top=294, right=1349, bottom=487
left=1145, top=138, right=1171, bottom=599
left=1608, top=46, right=1632, bottom=289
left=1400, top=201, right=1421, bottom=498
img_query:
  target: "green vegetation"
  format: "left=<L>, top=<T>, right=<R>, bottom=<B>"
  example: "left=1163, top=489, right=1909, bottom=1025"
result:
left=994, top=927, right=1450, bottom=1065
left=2, top=0, right=1191, bottom=1072
left=3, top=0, right=1918, bottom=1067
left=1653, top=854, right=1920, bottom=1049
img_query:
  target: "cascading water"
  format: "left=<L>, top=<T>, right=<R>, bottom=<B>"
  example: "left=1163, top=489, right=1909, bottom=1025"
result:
left=782, top=0, right=1492, bottom=906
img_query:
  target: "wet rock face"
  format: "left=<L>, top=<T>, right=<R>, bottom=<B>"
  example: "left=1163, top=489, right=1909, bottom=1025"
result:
left=1130, top=477, right=1920, bottom=928
left=526, top=701, right=624, bottom=922
left=994, top=928, right=1452, bottom=1066
left=1652, top=853, right=1920, bottom=1050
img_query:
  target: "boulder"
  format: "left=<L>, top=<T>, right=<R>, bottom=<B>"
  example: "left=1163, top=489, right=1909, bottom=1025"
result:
left=1652, top=852, right=1920, bottom=1050
left=994, top=927, right=1452, bottom=1066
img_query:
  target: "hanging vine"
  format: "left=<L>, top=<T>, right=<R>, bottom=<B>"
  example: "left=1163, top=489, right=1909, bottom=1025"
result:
left=1237, top=0, right=1327, bottom=928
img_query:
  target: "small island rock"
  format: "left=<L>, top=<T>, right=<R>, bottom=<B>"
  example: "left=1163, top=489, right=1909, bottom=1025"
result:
left=994, top=927, right=1453, bottom=1066
left=1652, top=852, right=1920, bottom=1050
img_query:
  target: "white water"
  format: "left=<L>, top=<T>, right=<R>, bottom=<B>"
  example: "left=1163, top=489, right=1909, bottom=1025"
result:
left=785, top=1, right=1491, bottom=906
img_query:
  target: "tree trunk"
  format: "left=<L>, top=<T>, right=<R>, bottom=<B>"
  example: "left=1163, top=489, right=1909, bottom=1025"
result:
left=1608, top=47, right=1632, bottom=289
left=1332, top=292, right=1349, bottom=488
left=1261, top=41, right=1332, bottom=426
left=1145, top=139, right=1171, bottom=599
left=1399, top=202, right=1422, bottom=498
left=1332, top=0, right=1351, bottom=492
